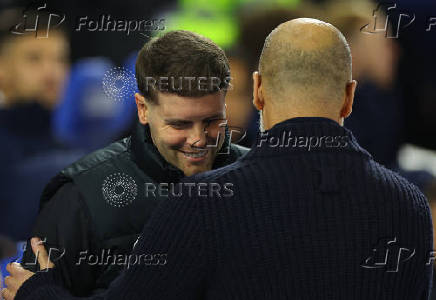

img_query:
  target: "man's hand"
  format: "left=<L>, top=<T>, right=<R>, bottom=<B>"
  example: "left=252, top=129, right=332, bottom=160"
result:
left=1, top=238, right=55, bottom=300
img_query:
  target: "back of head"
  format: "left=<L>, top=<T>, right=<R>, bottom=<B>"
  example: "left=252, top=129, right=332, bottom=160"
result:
left=259, top=18, right=352, bottom=111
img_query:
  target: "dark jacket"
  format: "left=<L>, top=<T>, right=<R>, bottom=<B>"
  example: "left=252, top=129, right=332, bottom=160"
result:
left=20, top=121, right=248, bottom=296
left=16, top=117, right=433, bottom=300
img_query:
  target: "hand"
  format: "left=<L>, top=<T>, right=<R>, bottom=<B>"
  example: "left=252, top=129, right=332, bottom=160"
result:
left=1, top=238, right=55, bottom=300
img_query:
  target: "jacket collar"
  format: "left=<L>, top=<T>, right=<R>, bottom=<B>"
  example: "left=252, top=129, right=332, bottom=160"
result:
left=130, top=121, right=184, bottom=183
left=248, top=117, right=371, bottom=158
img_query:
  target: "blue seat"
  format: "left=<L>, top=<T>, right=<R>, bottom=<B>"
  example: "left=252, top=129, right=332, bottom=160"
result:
left=52, top=57, right=137, bottom=152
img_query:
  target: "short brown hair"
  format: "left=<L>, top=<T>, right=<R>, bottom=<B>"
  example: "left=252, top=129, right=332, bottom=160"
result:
left=135, top=30, right=231, bottom=104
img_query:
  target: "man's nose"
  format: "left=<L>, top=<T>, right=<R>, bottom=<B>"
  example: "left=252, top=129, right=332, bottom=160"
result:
left=186, top=124, right=207, bottom=148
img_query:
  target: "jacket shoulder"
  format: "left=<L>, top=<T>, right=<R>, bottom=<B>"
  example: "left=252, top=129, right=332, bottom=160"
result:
left=370, top=160, right=425, bottom=196
left=40, top=138, right=131, bottom=208
left=61, top=137, right=131, bottom=178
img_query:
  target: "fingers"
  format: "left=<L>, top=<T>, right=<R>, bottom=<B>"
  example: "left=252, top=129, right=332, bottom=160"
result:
left=4, top=277, right=17, bottom=292
left=30, top=237, right=54, bottom=270
left=5, top=263, right=23, bottom=276
left=3, top=262, right=35, bottom=300
left=1, top=287, right=15, bottom=300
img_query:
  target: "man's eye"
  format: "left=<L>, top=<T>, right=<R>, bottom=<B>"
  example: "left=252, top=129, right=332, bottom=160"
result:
left=170, top=123, right=189, bottom=129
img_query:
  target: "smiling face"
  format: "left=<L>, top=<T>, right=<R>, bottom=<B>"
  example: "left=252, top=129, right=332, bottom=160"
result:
left=136, top=91, right=227, bottom=176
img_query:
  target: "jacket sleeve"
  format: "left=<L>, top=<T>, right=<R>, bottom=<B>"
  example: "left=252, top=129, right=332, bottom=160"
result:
left=20, top=182, right=101, bottom=296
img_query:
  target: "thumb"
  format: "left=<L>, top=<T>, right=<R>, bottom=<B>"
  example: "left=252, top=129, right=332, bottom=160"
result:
left=31, top=237, right=55, bottom=270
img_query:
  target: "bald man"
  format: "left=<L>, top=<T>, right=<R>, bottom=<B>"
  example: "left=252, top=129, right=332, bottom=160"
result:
left=4, top=18, right=433, bottom=300
left=254, top=18, right=356, bottom=130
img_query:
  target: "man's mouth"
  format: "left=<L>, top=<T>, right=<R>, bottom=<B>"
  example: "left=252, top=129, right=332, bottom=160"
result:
left=179, top=149, right=208, bottom=160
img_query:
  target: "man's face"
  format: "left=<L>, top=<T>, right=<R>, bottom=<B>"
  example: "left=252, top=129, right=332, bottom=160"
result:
left=0, top=32, right=69, bottom=108
left=137, top=91, right=227, bottom=177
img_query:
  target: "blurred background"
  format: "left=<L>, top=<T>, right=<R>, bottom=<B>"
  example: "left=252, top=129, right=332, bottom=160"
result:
left=0, top=0, right=435, bottom=296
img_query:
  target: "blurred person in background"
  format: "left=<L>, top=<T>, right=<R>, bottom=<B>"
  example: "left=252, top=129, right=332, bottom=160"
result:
left=223, top=53, right=255, bottom=147
left=0, top=24, right=68, bottom=110
left=0, top=8, right=69, bottom=159
left=0, top=8, right=72, bottom=242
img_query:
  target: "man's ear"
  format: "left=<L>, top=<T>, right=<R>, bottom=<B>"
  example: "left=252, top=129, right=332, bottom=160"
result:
left=340, top=80, right=357, bottom=119
left=252, top=71, right=264, bottom=111
left=135, top=93, right=149, bottom=125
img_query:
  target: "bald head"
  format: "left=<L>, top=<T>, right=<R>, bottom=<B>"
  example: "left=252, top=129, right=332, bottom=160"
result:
left=259, top=18, right=352, bottom=105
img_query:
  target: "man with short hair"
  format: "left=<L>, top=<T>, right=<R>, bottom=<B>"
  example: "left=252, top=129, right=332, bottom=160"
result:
left=15, top=30, right=248, bottom=297
left=5, top=18, right=432, bottom=300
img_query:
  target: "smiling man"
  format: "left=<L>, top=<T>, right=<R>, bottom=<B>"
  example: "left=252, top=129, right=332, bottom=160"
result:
left=142, top=92, right=226, bottom=175
left=15, top=30, right=248, bottom=297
